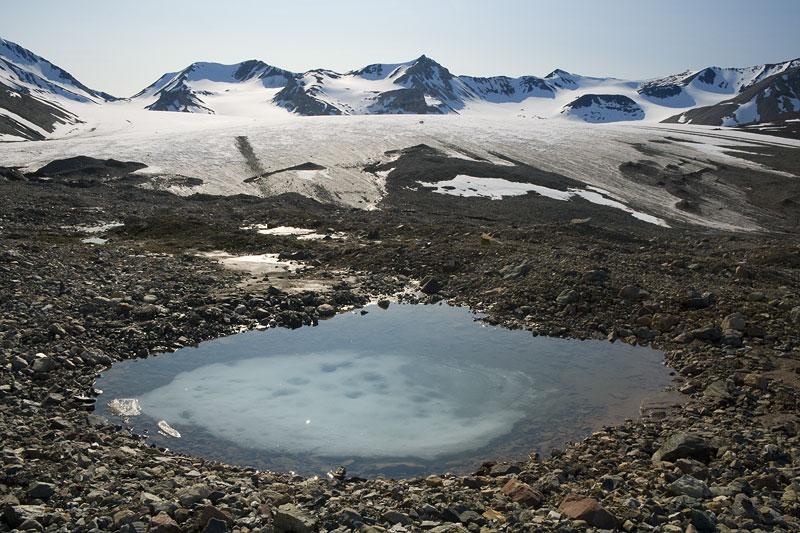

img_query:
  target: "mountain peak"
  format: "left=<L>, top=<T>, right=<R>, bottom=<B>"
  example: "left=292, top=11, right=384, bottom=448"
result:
left=0, top=37, right=114, bottom=102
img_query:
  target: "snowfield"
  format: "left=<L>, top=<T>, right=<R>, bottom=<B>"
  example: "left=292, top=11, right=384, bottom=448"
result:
left=1, top=103, right=798, bottom=231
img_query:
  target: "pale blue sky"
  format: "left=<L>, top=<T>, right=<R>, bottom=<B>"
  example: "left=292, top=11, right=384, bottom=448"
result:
left=2, top=0, right=798, bottom=98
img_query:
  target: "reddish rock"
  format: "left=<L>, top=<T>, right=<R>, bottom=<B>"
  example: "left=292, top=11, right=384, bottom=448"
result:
left=199, top=505, right=234, bottom=529
left=147, top=512, right=183, bottom=533
left=558, top=494, right=619, bottom=529
left=500, top=477, right=544, bottom=508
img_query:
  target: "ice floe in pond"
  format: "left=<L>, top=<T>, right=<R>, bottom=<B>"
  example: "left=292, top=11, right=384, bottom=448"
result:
left=138, top=350, right=533, bottom=458
left=418, top=175, right=669, bottom=226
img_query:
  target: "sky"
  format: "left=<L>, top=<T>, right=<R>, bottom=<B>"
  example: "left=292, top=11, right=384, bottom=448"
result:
left=1, top=0, right=798, bottom=98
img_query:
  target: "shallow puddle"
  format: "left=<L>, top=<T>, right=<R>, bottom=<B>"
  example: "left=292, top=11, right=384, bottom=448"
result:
left=95, top=303, right=671, bottom=477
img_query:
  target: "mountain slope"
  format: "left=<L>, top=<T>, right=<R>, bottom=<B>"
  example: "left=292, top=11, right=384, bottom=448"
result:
left=662, top=66, right=800, bottom=126
left=638, top=59, right=800, bottom=109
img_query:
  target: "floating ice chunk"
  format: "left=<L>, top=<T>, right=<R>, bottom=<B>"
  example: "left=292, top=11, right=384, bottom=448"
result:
left=107, top=398, right=141, bottom=416
left=157, top=420, right=181, bottom=438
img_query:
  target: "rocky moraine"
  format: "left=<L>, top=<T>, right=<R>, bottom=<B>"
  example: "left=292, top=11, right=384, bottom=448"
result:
left=0, top=148, right=799, bottom=533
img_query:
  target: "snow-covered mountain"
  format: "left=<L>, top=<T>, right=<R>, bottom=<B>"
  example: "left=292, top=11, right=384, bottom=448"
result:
left=133, top=60, right=293, bottom=114
left=2, top=35, right=800, bottom=142
left=662, top=66, right=800, bottom=126
left=0, top=38, right=117, bottom=140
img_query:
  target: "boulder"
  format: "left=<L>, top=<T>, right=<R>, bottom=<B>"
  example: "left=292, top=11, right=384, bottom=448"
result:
left=557, top=494, right=619, bottom=529
left=652, top=433, right=717, bottom=463
left=619, top=285, right=642, bottom=301
left=500, top=477, right=544, bottom=508
left=582, top=269, right=610, bottom=283
left=721, top=312, right=746, bottom=331
left=176, top=484, right=211, bottom=507
left=680, top=288, right=710, bottom=309
left=668, top=475, right=711, bottom=499
left=26, top=482, right=56, bottom=500
left=274, top=504, right=318, bottom=533
left=199, top=505, right=233, bottom=529
left=3, top=505, right=46, bottom=528
left=691, top=325, right=721, bottom=343
left=31, top=356, right=56, bottom=374
left=651, top=313, right=679, bottom=333
left=147, top=512, right=182, bottom=533
left=556, top=289, right=579, bottom=305
left=500, top=261, right=532, bottom=280
left=420, top=277, right=443, bottom=294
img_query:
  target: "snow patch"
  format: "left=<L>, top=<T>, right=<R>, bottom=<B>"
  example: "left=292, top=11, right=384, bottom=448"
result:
left=418, top=175, right=669, bottom=226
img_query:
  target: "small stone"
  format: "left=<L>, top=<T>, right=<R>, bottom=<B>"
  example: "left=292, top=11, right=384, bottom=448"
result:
left=425, top=474, right=444, bottom=487
left=789, top=306, right=800, bottom=324
left=316, top=304, right=336, bottom=317
left=481, top=509, right=506, bottom=523
left=557, top=494, right=619, bottom=529
left=50, top=417, right=73, bottom=430
left=747, top=291, right=765, bottom=302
